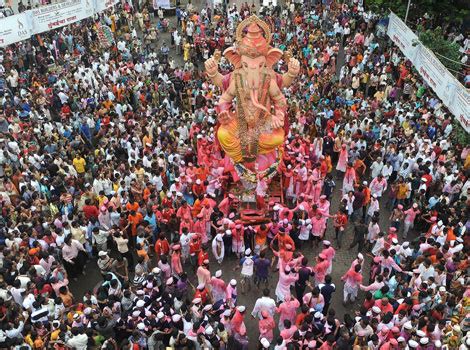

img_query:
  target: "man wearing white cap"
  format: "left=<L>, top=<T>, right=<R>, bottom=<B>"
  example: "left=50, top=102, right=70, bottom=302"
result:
left=230, top=305, right=247, bottom=336
left=225, top=279, right=238, bottom=308
left=209, top=270, right=226, bottom=304
left=240, top=248, right=254, bottom=293
left=320, top=240, right=335, bottom=275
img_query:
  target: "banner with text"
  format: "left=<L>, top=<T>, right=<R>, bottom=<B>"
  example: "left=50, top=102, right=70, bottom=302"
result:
left=414, top=44, right=457, bottom=108
left=387, top=12, right=418, bottom=61
left=30, top=0, right=94, bottom=34
left=0, top=0, right=119, bottom=48
left=387, top=11, right=469, bottom=133
left=448, top=88, right=470, bottom=133
left=0, top=13, right=32, bottom=47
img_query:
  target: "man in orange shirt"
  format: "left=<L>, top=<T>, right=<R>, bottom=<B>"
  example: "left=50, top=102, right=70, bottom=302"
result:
left=255, top=224, right=269, bottom=251
left=361, top=181, right=371, bottom=221
left=126, top=198, right=140, bottom=213
left=127, top=210, right=143, bottom=247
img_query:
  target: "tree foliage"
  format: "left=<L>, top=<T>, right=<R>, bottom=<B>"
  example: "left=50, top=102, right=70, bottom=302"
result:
left=365, top=0, right=469, bottom=26
left=452, top=121, right=470, bottom=147
left=417, top=25, right=462, bottom=73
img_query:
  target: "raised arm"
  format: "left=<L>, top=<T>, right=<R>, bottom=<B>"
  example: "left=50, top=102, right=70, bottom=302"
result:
left=205, top=56, right=224, bottom=89
left=281, top=57, right=300, bottom=87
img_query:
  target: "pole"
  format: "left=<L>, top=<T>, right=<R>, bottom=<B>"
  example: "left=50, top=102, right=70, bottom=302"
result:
left=404, top=0, right=411, bottom=23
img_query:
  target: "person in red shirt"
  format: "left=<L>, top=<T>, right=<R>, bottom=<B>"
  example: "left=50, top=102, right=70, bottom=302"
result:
left=154, top=233, right=170, bottom=260
left=192, top=179, right=206, bottom=197
left=333, top=208, right=348, bottom=249
left=176, top=201, right=192, bottom=222
left=421, top=170, right=433, bottom=186
left=374, top=297, right=394, bottom=315
left=82, top=199, right=99, bottom=220
left=193, top=283, right=211, bottom=304
left=189, top=234, right=202, bottom=269
left=295, top=304, right=310, bottom=326
left=197, top=246, right=209, bottom=266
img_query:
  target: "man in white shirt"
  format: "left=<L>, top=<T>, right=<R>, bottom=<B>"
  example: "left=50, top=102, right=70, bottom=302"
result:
left=251, top=288, right=277, bottom=319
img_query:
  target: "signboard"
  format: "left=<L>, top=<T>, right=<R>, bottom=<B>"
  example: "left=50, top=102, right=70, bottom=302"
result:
left=30, top=0, right=94, bottom=34
left=0, top=0, right=118, bottom=48
left=387, top=11, right=469, bottom=134
left=387, top=12, right=418, bottom=61
left=414, top=44, right=456, bottom=107
left=448, top=88, right=470, bottom=133
left=0, top=13, right=31, bottom=47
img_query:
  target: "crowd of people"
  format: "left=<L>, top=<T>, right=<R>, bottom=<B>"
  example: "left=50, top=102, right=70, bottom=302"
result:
left=0, top=0, right=469, bottom=349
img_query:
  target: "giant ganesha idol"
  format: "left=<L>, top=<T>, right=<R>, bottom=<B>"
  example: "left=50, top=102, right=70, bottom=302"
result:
left=205, top=15, right=300, bottom=184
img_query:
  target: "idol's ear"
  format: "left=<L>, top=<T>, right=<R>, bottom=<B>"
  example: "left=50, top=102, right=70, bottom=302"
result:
left=266, top=48, right=283, bottom=68
left=223, top=47, right=242, bottom=68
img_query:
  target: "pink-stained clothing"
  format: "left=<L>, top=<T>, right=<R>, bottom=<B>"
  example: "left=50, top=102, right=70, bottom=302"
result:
left=276, top=298, right=300, bottom=330
left=275, top=270, right=298, bottom=302
left=360, top=281, right=384, bottom=293
left=280, top=325, right=298, bottom=341
left=210, top=277, right=226, bottom=302
left=317, top=200, right=330, bottom=217
left=225, top=284, right=238, bottom=307
left=310, top=181, right=323, bottom=203
left=341, top=268, right=363, bottom=288
left=196, top=266, right=211, bottom=287
left=279, top=208, right=294, bottom=221
left=171, top=252, right=183, bottom=275
left=336, top=146, right=348, bottom=172
left=311, top=216, right=327, bottom=237
left=342, top=167, right=356, bottom=193
left=176, top=205, right=192, bottom=221
left=62, top=240, right=85, bottom=263
left=404, top=208, right=420, bottom=223
left=259, top=316, right=275, bottom=342
left=158, top=261, right=171, bottom=280
left=193, top=220, right=207, bottom=244
left=311, top=168, right=322, bottom=182
left=379, top=256, right=402, bottom=274
left=321, top=246, right=336, bottom=274
left=219, top=197, right=230, bottom=216
left=313, top=259, right=330, bottom=285
left=370, top=177, right=388, bottom=197
left=230, top=310, right=246, bottom=336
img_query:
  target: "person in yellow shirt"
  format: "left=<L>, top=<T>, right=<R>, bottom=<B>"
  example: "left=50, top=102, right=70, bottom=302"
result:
left=395, top=177, right=409, bottom=205
left=73, top=154, right=86, bottom=174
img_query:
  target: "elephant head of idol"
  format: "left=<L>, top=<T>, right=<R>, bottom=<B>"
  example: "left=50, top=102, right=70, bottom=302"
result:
left=223, top=15, right=283, bottom=114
